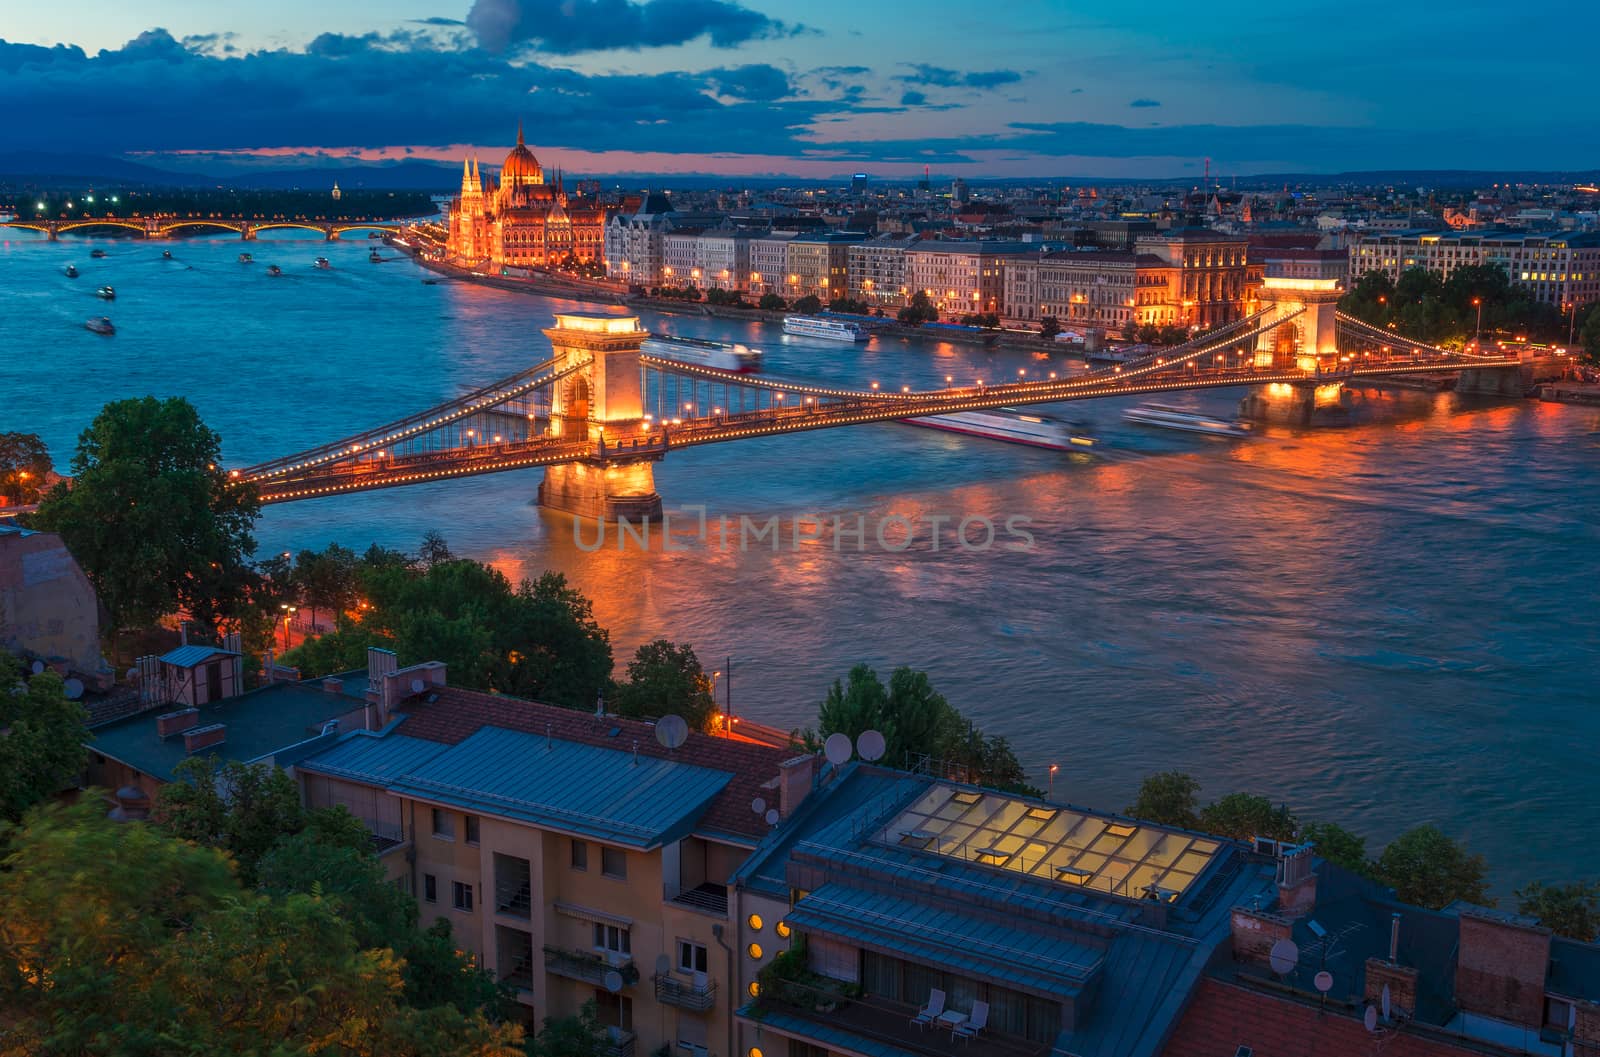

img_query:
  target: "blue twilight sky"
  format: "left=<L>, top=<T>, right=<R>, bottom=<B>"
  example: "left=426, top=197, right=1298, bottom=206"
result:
left=2, top=0, right=1594, bottom=179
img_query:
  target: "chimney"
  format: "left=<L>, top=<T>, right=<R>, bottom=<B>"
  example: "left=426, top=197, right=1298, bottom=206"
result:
left=777, top=753, right=819, bottom=818
left=107, top=785, right=151, bottom=822
left=183, top=723, right=227, bottom=753
left=263, top=649, right=275, bottom=683
left=1365, top=957, right=1419, bottom=1020
left=1275, top=843, right=1317, bottom=917
left=1230, top=906, right=1294, bottom=967
left=1454, top=905, right=1551, bottom=1027
left=156, top=707, right=200, bottom=738
left=322, top=676, right=344, bottom=695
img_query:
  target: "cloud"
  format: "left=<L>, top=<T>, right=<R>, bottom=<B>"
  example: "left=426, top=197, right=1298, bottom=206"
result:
left=705, top=63, right=790, bottom=101
left=900, top=90, right=927, bottom=107
left=412, top=16, right=467, bottom=25
left=464, top=0, right=795, bottom=54
left=896, top=63, right=1024, bottom=89
left=1130, top=98, right=1161, bottom=108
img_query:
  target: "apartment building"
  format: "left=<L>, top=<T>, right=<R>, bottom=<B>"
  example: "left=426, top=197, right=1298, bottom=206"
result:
left=846, top=234, right=920, bottom=308
left=1348, top=229, right=1600, bottom=308
left=747, top=232, right=797, bottom=297
left=1133, top=228, right=1253, bottom=328
left=784, top=232, right=864, bottom=300
left=296, top=666, right=803, bottom=1057
left=905, top=240, right=1033, bottom=316
left=1001, top=250, right=1138, bottom=330
left=604, top=193, right=677, bottom=287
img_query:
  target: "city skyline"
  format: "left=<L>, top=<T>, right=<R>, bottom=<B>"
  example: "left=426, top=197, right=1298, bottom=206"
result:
left=4, top=0, right=1598, bottom=180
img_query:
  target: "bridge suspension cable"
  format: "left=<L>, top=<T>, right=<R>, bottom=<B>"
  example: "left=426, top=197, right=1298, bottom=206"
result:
left=1334, top=312, right=1506, bottom=360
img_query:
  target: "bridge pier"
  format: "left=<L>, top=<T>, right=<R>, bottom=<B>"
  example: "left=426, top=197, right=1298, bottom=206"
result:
left=1239, top=381, right=1351, bottom=427
left=538, top=458, right=663, bottom=521
left=1455, top=365, right=1524, bottom=397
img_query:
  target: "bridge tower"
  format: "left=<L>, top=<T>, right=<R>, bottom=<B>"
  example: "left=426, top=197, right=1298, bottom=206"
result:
left=1241, top=276, right=1352, bottom=425
left=536, top=314, right=663, bottom=521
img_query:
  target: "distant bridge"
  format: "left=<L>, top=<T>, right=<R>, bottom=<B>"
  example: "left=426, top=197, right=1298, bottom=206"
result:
left=235, top=281, right=1521, bottom=518
left=0, top=215, right=402, bottom=241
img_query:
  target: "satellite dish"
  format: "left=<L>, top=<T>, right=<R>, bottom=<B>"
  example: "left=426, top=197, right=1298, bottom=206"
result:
left=654, top=954, right=671, bottom=976
left=1268, top=938, right=1299, bottom=976
left=823, top=732, right=853, bottom=766
left=410, top=678, right=426, bottom=694
left=750, top=797, right=766, bottom=816
left=1381, top=983, right=1391, bottom=1019
left=765, top=808, right=780, bottom=826
left=1363, top=1006, right=1379, bottom=1033
left=30, top=660, right=44, bottom=674
left=1313, top=970, right=1333, bottom=994
left=856, top=729, right=886, bottom=762
left=63, top=678, right=84, bottom=700
left=126, top=667, right=139, bottom=682
left=655, top=713, right=689, bottom=750
left=602, top=970, right=624, bottom=993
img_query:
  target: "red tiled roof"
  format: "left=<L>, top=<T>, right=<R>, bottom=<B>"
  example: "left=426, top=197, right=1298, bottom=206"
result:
left=1161, top=979, right=1478, bottom=1057
left=395, top=687, right=795, bottom=844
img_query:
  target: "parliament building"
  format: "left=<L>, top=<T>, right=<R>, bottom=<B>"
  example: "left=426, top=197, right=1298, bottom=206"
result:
left=446, top=125, right=606, bottom=269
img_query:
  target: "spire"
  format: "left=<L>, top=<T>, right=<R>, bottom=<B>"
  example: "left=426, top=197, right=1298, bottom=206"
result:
left=461, top=156, right=472, bottom=194
left=471, top=156, right=480, bottom=192
left=517, top=120, right=525, bottom=147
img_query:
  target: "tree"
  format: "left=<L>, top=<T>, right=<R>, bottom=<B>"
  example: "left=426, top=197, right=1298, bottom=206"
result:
left=1300, top=821, right=1370, bottom=876
left=758, top=293, right=787, bottom=311
left=1198, top=793, right=1298, bottom=842
left=525, top=1001, right=612, bottom=1057
left=1127, top=772, right=1200, bottom=829
left=1039, top=316, right=1062, bottom=340
left=612, top=639, right=717, bottom=731
left=28, top=396, right=261, bottom=634
left=1514, top=880, right=1600, bottom=943
left=0, top=654, right=89, bottom=820
left=793, top=294, right=823, bottom=314
left=898, top=291, right=939, bottom=326
left=293, top=541, right=361, bottom=629
left=1581, top=305, right=1600, bottom=365
left=1372, top=825, right=1491, bottom=910
left=154, top=757, right=306, bottom=885
left=0, top=432, right=51, bottom=505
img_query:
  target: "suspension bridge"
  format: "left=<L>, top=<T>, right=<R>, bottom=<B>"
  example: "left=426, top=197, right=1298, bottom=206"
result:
left=232, top=279, right=1521, bottom=518
left=0, top=216, right=401, bottom=240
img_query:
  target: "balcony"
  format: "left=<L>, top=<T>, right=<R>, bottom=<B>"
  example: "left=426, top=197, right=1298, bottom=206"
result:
left=666, top=881, right=728, bottom=917
left=747, top=980, right=1047, bottom=1057
left=654, top=971, right=718, bottom=1013
left=543, top=945, right=639, bottom=988
left=494, top=853, right=532, bottom=919
left=600, top=1027, right=636, bottom=1057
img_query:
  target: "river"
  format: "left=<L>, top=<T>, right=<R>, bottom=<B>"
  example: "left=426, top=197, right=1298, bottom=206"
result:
left=4, top=230, right=1597, bottom=891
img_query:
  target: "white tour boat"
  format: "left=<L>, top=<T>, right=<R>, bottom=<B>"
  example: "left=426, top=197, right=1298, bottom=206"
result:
left=901, top=408, right=1095, bottom=451
left=1122, top=403, right=1252, bottom=437
left=783, top=315, right=868, bottom=343
left=641, top=335, right=763, bottom=373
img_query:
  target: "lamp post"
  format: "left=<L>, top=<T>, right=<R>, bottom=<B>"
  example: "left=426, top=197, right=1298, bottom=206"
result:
left=1472, top=297, right=1483, bottom=352
left=1566, top=302, right=1577, bottom=347
left=278, top=604, right=297, bottom=650
left=1048, top=763, right=1059, bottom=799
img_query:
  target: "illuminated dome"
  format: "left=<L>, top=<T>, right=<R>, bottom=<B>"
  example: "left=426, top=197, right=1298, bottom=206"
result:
left=500, top=122, right=544, bottom=187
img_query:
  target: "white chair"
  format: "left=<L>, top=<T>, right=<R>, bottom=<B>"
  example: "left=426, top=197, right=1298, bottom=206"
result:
left=953, top=1001, right=988, bottom=1043
left=910, top=988, right=946, bottom=1030
left=692, top=970, right=708, bottom=993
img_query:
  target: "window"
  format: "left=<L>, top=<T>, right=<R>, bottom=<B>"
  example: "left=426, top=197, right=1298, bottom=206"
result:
left=431, top=808, right=454, bottom=839
left=465, top=815, right=480, bottom=845
left=593, top=923, right=631, bottom=956
left=602, top=846, right=626, bottom=879
left=424, top=874, right=437, bottom=903
left=677, top=939, right=708, bottom=974
left=453, top=881, right=474, bottom=912
left=571, top=839, right=588, bottom=871
left=594, top=990, right=632, bottom=1031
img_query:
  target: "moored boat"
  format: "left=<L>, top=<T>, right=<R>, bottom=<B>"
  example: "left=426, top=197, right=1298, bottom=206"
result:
left=783, top=314, right=868, bottom=343
left=90, top=249, right=107, bottom=259
left=641, top=335, right=763, bottom=373
left=239, top=252, right=254, bottom=263
left=266, top=264, right=283, bottom=276
left=902, top=407, right=1095, bottom=451
left=162, top=250, right=173, bottom=259
left=85, top=316, right=115, bottom=335
left=96, top=285, right=115, bottom=300
left=314, top=256, right=331, bottom=269
left=1122, top=403, right=1252, bottom=437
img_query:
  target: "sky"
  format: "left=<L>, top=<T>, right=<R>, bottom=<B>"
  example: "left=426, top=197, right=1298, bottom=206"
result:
left=2, top=0, right=1595, bottom=180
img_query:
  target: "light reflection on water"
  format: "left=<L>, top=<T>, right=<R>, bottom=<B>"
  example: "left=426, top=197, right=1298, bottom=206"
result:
left=4, top=233, right=1597, bottom=889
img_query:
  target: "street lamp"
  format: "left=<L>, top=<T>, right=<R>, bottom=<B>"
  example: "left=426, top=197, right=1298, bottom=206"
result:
left=1472, top=297, right=1483, bottom=352
left=1048, top=764, right=1059, bottom=799
left=278, top=604, right=298, bottom=650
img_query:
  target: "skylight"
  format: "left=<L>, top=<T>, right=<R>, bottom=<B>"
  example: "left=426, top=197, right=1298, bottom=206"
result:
left=880, top=785, right=1221, bottom=901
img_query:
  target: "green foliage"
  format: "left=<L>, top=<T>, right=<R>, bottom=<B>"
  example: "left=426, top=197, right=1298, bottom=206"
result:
left=827, top=296, right=869, bottom=314
left=705, top=287, right=749, bottom=307
left=812, top=664, right=1033, bottom=793
left=758, top=293, right=788, bottom=311
left=0, top=654, right=89, bottom=821
left=958, top=312, right=1001, bottom=329
left=897, top=290, right=939, bottom=325
left=793, top=294, right=824, bottom=314
left=1373, top=824, right=1491, bottom=910
left=525, top=1000, right=612, bottom=1057
left=1198, top=792, right=1298, bottom=842
left=0, top=432, right=51, bottom=505
left=28, top=396, right=261, bottom=634
left=1514, top=880, right=1600, bottom=943
left=1300, top=821, right=1370, bottom=876
left=1126, top=771, right=1201, bottom=829
left=649, top=285, right=703, bottom=302
left=612, top=639, right=717, bottom=731
left=1039, top=316, right=1062, bottom=340
left=1341, top=265, right=1562, bottom=347
left=284, top=557, right=611, bottom=709
left=1580, top=305, right=1600, bottom=365
left=154, top=757, right=306, bottom=885
left=0, top=801, right=523, bottom=1056
left=292, top=541, right=362, bottom=626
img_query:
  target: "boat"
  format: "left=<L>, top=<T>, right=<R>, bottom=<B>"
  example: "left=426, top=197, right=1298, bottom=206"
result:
left=1122, top=403, right=1253, bottom=437
left=314, top=257, right=331, bottom=269
left=90, top=249, right=107, bottom=259
left=64, top=264, right=79, bottom=278
left=85, top=316, right=115, bottom=335
left=783, top=315, right=869, bottom=343
left=640, top=335, right=763, bottom=373
left=239, top=252, right=254, bottom=264
left=901, top=407, right=1095, bottom=451
left=369, top=249, right=382, bottom=263
left=96, top=286, right=115, bottom=300
left=266, top=264, right=283, bottom=277
left=1087, top=344, right=1151, bottom=364
left=368, top=231, right=381, bottom=239
left=162, top=250, right=173, bottom=259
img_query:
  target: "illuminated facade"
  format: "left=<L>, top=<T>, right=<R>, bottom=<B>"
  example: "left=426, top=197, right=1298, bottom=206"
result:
left=1348, top=229, right=1600, bottom=308
left=446, top=124, right=607, bottom=269
left=1133, top=229, right=1253, bottom=328
left=905, top=240, right=1032, bottom=316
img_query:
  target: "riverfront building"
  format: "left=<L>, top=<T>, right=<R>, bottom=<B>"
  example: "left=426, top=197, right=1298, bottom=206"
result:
left=446, top=124, right=608, bottom=270
left=1348, top=229, right=1600, bottom=308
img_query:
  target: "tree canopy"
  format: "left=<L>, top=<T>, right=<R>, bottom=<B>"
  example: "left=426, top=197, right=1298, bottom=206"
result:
left=611, top=639, right=718, bottom=731
left=1514, top=880, right=1600, bottom=943
left=28, top=396, right=261, bottom=634
left=1340, top=265, right=1562, bottom=348
left=1372, top=824, right=1491, bottom=910
left=0, top=432, right=51, bottom=505
left=0, top=654, right=89, bottom=821
left=1126, top=771, right=1201, bottom=829
left=897, top=291, right=939, bottom=326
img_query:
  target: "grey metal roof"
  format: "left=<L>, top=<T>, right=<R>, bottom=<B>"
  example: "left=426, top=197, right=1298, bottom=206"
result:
left=158, top=644, right=240, bottom=668
left=296, top=730, right=448, bottom=784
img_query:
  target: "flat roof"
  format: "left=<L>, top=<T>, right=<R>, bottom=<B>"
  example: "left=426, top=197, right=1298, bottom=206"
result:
left=879, top=784, right=1221, bottom=902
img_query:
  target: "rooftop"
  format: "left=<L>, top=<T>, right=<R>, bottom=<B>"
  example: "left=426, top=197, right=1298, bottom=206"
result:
left=158, top=644, right=241, bottom=669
